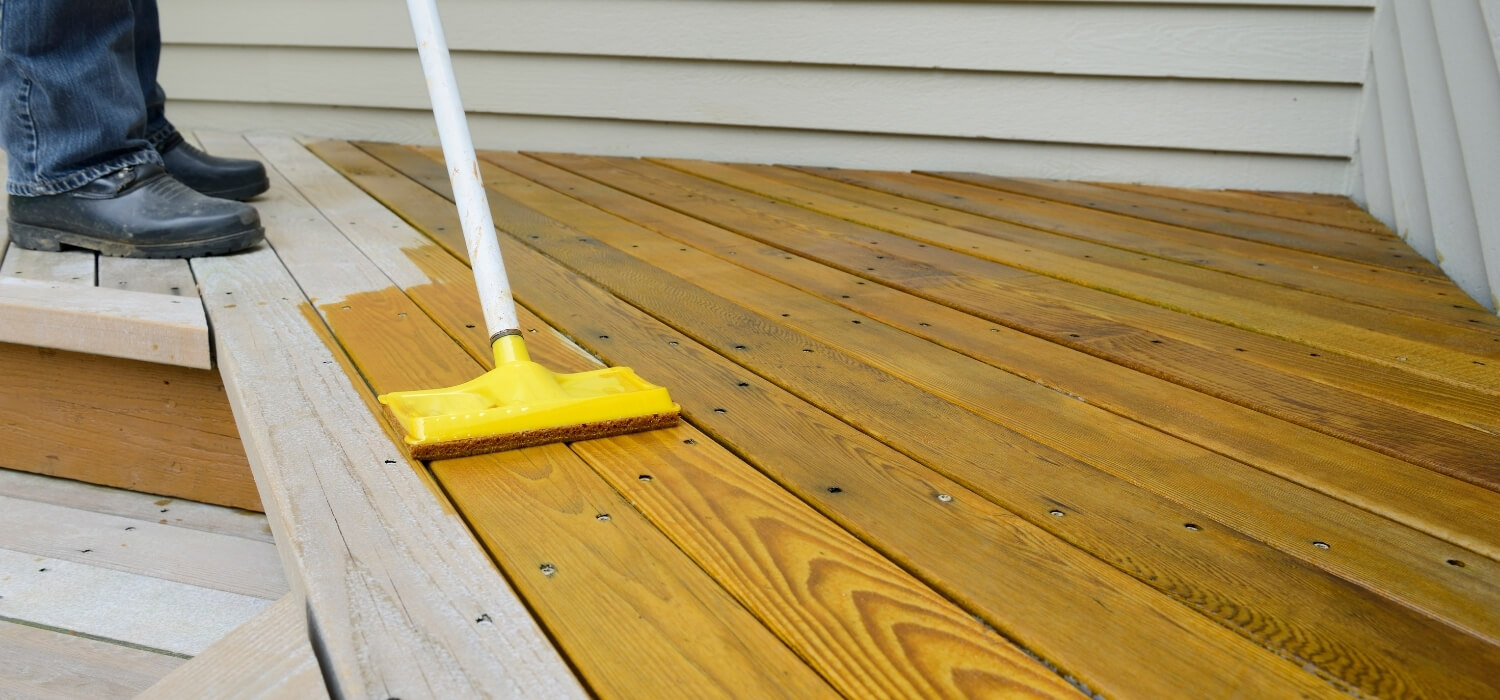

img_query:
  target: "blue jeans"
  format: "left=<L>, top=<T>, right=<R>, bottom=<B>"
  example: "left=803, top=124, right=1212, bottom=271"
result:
left=0, top=0, right=180, bottom=196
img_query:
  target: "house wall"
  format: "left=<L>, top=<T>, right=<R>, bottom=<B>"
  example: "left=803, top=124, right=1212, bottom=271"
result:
left=157, top=0, right=1374, bottom=192
left=1351, top=0, right=1500, bottom=311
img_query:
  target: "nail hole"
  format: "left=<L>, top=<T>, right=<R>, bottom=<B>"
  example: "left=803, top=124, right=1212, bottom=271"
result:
left=539, top=564, right=557, bottom=576
left=1309, top=353, right=1320, bottom=357
left=384, top=459, right=397, bottom=465
left=683, top=439, right=696, bottom=445
left=1068, top=334, right=1081, bottom=338
left=38, top=568, right=48, bottom=572
left=827, top=486, right=843, bottom=494
left=125, top=526, right=136, bottom=531
left=936, top=493, right=953, bottom=502
left=80, top=549, right=92, bottom=553
left=598, top=335, right=609, bottom=340
left=736, top=382, right=749, bottom=387
left=638, top=474, right=653, bottom=482
left=596, top=514, right=611, bottom=522
left=1313, top=541, right=1330, bottom=550
left=160, top=508, right=169, bottom=513
left=734, top=345, right=747, bottom=350
left=851, top=320, right=861, bottom=324
left=714, top=408, right=727, bottom=414
left=1447, top=559, right=1466, bottom=568
left=1150, top=340, right=1163, bottom=344
left=781, top=313, right=790, bottom=317
left=465, top=324, right=475, bottom=329
left=1184, top=523, right=1201, bottom=531
left=668, top=341, right=679, bottom=346
left=802, top=348, right=813, bottom=353
left=919, top=322, right=931, bottom=327
left=475, top=613, right=491, bottom=624
left=1049, top=510, right=1065, bottom=517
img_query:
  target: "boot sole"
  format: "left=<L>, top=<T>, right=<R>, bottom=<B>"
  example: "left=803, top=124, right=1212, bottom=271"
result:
left=8, top=220, right=265, bottom=259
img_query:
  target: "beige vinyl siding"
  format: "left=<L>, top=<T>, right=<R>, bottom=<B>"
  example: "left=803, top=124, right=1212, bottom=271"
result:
left=1352, top=0, right=1500, bottom=311
left=159, top=0, right=1374, bottom=191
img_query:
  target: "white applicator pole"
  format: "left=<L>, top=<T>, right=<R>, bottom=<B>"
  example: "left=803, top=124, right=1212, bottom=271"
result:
left=404, top=0, right=521, bottom=345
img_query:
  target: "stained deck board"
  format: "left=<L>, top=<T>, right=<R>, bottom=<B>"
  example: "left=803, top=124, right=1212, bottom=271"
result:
left=293, top=136, right=1500, bottom=697
left=327, top=139, right=1347, bottom=699
left=470, top=149, right=1500, bottom=645
left=712, top=164, right=1500, bottom=437
left=713, top=163, right=1498, bottom=335
left=1096, top=182, right=1390, bottom=234
left=395, top=143, right=1500, bottom=698
left=469, top=155, right=1500, bottom=563
left=525, top=153, right=1500, bottom=489
left=763, top=169, right=1500, bottom=386
left=267, top=135, right=1080, bottom=699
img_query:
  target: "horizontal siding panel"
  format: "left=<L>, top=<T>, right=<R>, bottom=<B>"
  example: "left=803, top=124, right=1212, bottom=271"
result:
left=159, top=46, right=1360, bottom=155
left=160, top=0, right=1372, bottom=82
left=168, top=100, right=1350, bottom=192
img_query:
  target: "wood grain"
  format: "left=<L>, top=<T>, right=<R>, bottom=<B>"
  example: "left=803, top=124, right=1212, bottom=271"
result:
left=0, top=469, right=273, bottom=542
left=239, top=133, right=835, bottom=700
left=531, top=153, right=1500, bottom=489
left=0, top=341, right=258, bottom=511
left=1097, top=181, right=1388, bottom=233
left=0, top=277, right=211, bottom=369
left=788, top=170, right=1500, bottom=388
left=96, top=258, right=198, bottom=298
left=710, top=163, right=1489, bottom=332
left=431, top=146, right=1500, bottom=698
left=0, top=548, right=271, bottom=656
left=191, top=242, right=584, bottom=698
left=297, top=144, right=1082, bottom=697
left=0, top=495, right=285, bottom=599
left=138, top=594, right=328, bottom=700
left=487, top=152, right=1500, bottom=559
left=334, top=140, right=1350, bottom=699
left=484, top=149, right=1500, bottom=642
left=931, top=171, right=1441, bottom=276
left=0, top=620, right=184, bottom=699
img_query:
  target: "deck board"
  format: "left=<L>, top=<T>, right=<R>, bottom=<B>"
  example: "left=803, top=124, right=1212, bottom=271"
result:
left=289, top=136, right=1500, bottom=698
left=276, top=136, right=1078, bottom=699
left=327, top=139, right=1344, bottom=698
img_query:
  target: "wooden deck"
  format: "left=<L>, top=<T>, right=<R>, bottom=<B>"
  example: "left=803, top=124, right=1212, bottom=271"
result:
left=304, top=134, right=1500, bottom=698
left=7, top=132, right=1499, bottom=698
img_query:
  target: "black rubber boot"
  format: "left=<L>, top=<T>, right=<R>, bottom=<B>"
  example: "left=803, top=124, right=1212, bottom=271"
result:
left=7, top=164, right=264, bottom=258
left=159, top=137, right=269, bottom=201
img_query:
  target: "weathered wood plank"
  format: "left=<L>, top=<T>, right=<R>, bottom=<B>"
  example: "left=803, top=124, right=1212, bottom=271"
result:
left=0, top=469, right=272, bottom=542
left=0, top=620, right=184, bottom=699
left=0, top=548, right=271, bottom=656
left=138, top=594, right=328, bottom=700
left=0, top=342, right=258, bottom=511
left=189, top=235, right=584, bottom=694
left=533, top=153, right=1500, bottom=489
left=486, top=149, right=1500, bottom=643
left=96, top=258, right=198, bottom=297
left=0, top=495, right=284, bottom=599
left=0, top=278, right=210, bottom=369
left=0, top=249, right=95, bottom=286
left=239, top=133, right=843, bottom=699
left=327, top=138, right=1345, bottom=699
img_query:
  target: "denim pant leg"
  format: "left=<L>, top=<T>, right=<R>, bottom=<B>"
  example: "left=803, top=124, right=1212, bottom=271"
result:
left=0, top=0, right=162, bottom=196
left=133, top=0, right=179, bottom=151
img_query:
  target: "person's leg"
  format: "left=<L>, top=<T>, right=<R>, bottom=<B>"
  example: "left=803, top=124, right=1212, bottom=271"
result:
left=1, top=0, right=263, bottom=258
left=131, top=0, right=177, bottom=152
left=129, top=0, right=269, bottom=201
left=0, top=0, right=160, bottom=196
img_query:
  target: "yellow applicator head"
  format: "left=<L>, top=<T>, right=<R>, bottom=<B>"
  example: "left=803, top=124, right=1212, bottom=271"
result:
left=379, top=334, right=680, bottom=460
